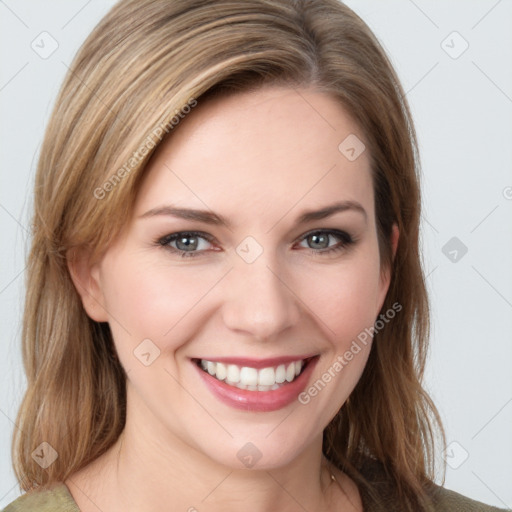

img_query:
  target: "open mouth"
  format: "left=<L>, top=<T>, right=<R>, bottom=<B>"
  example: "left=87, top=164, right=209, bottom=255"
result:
left=193, top=357, right=315, bottom=392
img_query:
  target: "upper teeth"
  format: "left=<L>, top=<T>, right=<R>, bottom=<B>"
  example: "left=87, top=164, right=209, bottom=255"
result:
left=200, top=359, right=304, bottom=389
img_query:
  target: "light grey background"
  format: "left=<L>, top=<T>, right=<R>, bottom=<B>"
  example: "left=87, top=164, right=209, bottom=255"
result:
left=1, top=0, right=511, bottom=508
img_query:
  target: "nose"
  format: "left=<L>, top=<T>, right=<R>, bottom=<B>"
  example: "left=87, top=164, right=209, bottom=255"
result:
left=221, top=251, right=301, bottom=341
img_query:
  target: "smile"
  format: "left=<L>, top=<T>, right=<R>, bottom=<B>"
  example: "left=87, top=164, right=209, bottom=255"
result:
left=196, top=358, right=308, bottom=391
left=192, top=355, right=319, bottom=412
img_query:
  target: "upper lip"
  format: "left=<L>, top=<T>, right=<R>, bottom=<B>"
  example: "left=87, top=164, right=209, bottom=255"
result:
left=192, top=354, right=317, bottom=369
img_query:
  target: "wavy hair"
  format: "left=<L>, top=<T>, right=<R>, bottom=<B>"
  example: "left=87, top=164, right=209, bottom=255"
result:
left=13, top=1, right=445, bottom=510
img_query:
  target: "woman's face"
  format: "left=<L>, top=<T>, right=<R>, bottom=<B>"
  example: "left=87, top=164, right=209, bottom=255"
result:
left=78, top=86, right=396, bottom=469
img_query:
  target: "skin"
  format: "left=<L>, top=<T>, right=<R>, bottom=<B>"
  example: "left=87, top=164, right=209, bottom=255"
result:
left=67, top=86, right=399, bottom=512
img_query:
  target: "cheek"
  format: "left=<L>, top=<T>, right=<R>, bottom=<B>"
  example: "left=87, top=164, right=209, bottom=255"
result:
left=293, top=251, right=382, bottom=423
left=297, top=245, right=383, bottom=348
left=99, top=252, right=220, bottom=360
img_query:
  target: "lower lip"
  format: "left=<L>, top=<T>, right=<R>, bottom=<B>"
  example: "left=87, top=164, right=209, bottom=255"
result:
left=194, top=357, right=318, bottom=412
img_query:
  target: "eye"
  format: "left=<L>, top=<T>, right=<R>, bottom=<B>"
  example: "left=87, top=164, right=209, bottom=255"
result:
left=156, top=229, right=355, bottom=259
left=157, top=231, right=216, bottom=258
left=296, top=229, right=355, bottom=256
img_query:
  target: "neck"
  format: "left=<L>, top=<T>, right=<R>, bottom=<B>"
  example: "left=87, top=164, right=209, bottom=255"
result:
left=66, top=389, right=345, bottom=512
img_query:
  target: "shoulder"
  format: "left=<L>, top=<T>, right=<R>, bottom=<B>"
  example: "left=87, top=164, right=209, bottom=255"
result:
left=357, top=457, right=509, bottom=512
left=1, top=483, right=80, bottom=512
left=429, top=484, right=509, bottom=512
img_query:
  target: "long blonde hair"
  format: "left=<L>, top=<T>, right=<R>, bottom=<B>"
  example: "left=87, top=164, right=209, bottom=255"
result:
left=13, top=1, right=444, bottom=509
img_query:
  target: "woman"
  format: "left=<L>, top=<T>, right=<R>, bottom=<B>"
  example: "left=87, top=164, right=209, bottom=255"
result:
left=3, top=0, right=507, bottom=511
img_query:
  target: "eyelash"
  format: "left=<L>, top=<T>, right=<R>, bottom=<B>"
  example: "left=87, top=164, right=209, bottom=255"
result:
left=156, top=229, right=356, bottom=259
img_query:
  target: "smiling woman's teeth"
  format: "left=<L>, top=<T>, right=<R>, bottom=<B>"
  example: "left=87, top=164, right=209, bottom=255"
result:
left=199, top=359, right=304, bottom=391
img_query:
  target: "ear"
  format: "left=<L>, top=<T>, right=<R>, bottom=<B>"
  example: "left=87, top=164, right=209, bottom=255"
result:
left=376, top=223, right=399, bottom=313
left=67, top=248, right=109, bottom=322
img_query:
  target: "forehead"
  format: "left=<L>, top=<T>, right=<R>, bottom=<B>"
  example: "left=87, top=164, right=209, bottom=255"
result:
left=135, top=86, right=374, bottom=228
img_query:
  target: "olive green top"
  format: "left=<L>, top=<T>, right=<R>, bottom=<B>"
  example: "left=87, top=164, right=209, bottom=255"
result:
left=2, top=483, right=79, bottom=512
left=2, top=459, right=508, bottom=511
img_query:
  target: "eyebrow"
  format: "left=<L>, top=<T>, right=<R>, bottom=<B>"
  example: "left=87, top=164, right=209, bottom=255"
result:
left=139, top=200, right=367, bottom=227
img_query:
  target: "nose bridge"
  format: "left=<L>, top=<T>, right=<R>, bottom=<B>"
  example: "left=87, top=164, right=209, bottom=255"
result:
left=221, top=240, right=300, bottom=340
